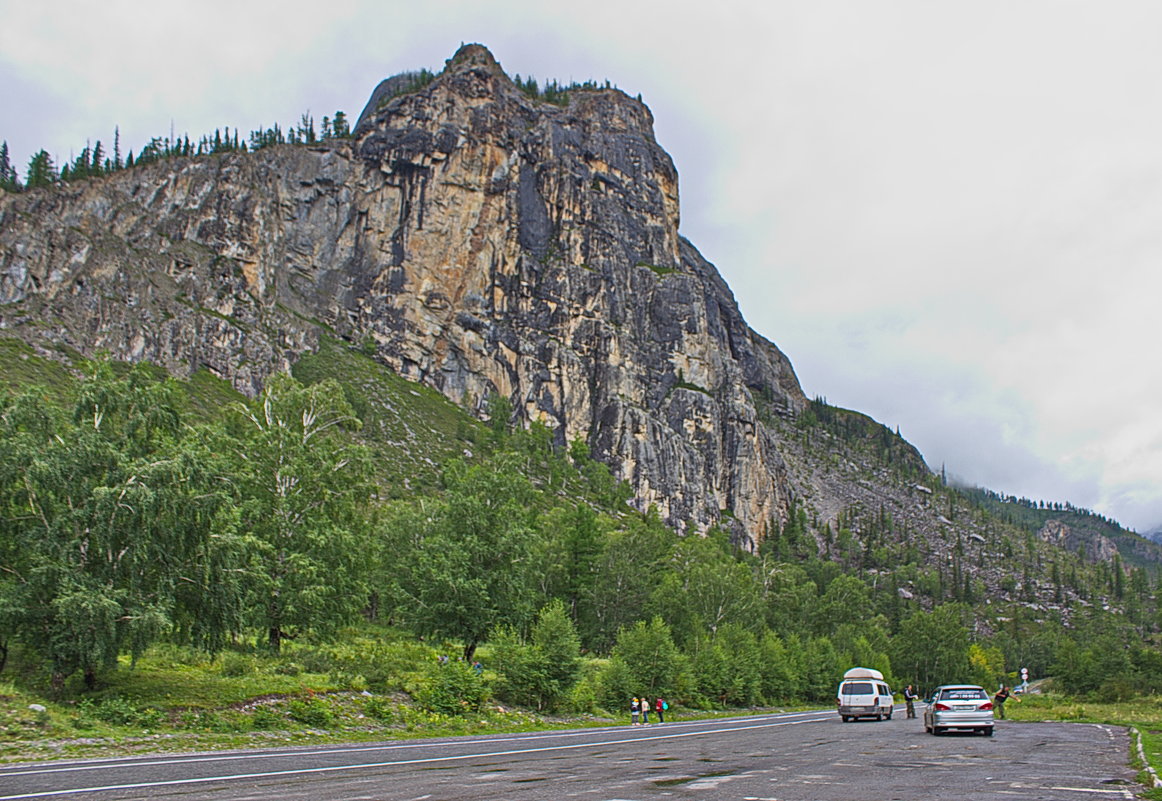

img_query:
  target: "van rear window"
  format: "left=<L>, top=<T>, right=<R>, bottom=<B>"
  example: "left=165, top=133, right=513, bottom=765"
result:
left=841, top=682, right=874, bottom=694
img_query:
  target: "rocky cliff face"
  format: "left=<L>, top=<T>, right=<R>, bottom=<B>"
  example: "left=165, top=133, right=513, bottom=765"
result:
left=1039, top=520, right=1118, bottom=563
left=1, top=44, right=830, bottom=543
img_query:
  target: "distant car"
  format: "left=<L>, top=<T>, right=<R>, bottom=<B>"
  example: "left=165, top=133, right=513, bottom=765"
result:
left=923, top=684, right=994, bottom=736
left=836, top=667, right=894, bottom=722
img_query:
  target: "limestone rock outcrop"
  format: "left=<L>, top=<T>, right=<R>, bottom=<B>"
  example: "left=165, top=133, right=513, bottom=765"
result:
left=1039, top=519, right=1118, bottom=564
left=0, top=44, right=815, bottom=543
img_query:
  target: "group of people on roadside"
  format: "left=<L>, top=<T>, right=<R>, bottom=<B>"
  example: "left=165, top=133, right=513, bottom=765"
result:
left=630, top=696, right=667, bottom=725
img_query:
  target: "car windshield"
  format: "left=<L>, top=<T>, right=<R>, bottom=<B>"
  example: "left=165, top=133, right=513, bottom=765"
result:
left=939, top=688, right=987, bottom=701
left=841, top=682, right=874, bottom=694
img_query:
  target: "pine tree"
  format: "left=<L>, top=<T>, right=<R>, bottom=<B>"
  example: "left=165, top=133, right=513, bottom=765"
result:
left=0, top=141, right=20, bottom=191
left=70, top=145, right=91, bottom=180
left=25, top=149, right=58, bottom=188
left=91, top=141, right=104, bottom=175
left=298, top=112, right=316, bottom=144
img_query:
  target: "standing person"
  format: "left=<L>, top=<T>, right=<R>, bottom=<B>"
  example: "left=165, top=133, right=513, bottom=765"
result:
left=630, top=697, right=641, bottom=726
left=641, top=696, right=650, bottom=724
left=655, top=697, right=666, bottom=723
left=903, top=685, right=918, bottom=719
left=993, top=685, right=1021, bottom=719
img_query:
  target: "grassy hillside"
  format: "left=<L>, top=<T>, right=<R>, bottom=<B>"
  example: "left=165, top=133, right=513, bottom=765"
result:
left=0, top=338, right=87, bottom=396
left=291, top=337, right=488, bottom=496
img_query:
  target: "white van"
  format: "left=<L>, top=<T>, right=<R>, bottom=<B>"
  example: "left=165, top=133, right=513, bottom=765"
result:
left=836, top=667, right=894, bottom=721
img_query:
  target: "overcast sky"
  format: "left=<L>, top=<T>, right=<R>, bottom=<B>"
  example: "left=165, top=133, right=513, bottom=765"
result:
left=3, top=0, right=1160, bottom=532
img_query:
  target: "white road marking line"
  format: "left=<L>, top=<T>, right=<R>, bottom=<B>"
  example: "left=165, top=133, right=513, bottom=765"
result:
left=1048, top=788, right=1134, bottom=796
left=0, top=711, right=833, bottom=779
left=0, top=718, right=826, bottom=800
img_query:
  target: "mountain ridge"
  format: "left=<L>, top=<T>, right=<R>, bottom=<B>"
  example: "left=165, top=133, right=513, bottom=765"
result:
left=2, top=43, right=1160, bottom=586
left=0, top=43, right=806, bottom=544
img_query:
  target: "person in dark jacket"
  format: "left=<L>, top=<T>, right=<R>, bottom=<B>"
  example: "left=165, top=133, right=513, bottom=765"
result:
left=903, top=685, right=918, bottom=719
left=993, top=685, right=1021, bottom=719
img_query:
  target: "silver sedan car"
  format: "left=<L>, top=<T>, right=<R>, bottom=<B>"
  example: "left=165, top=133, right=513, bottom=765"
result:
left=923, top=684, right=994, bottom=736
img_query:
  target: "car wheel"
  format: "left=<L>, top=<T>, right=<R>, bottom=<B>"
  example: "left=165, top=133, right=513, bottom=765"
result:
left=841, top=715, right=849, bottom=722
left=984, top=727, right=994, bottom=737
left=932, top=726, right=943, bottom=736
left=886, top=709, right=893, bottom=720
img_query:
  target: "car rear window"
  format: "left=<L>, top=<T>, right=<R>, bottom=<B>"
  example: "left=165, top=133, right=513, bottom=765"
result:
left=939, top=688, right=987, bottom=700
left=841, top=682, right=874, bottom=694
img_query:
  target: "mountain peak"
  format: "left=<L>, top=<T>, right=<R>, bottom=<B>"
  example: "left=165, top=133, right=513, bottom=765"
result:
left=445, top=43, right=503, bottom=73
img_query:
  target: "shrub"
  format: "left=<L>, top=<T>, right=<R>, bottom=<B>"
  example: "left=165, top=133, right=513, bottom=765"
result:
left=175, top=710, right=200, bottom=729
left=220, top=653, right=256, bottom=677
left=293, top=636, right=432, bottom=691
left=148, top=644, right=208, bottom=668
left=363, top=696, right=395, bottom=722
left=196, top=710, right=241, bottom=733
left=414, top=660, right=488, bottom=716
left=91, top=697, right=139, bottom=726
left=1097, top=678, right=1137, bottom=703
left=70, top=713, right=96, bottom=732
left=563, top=662, right=602, bottom=714
left=288, top=697, right=334, bottom=727
left=250, top=706, right=284, bottom=730
left=491, top=600, right=581, bottom=712
left=135, top=707, right=166, bottom=728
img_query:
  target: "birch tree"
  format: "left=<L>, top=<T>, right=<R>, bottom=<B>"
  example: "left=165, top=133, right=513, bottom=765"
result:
left=0, top=364, right=237, bottom=689
left=227, top=373, right=374, bottom=652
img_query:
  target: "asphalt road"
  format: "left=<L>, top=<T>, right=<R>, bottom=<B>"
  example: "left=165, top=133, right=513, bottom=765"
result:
left=0, top=707, right=1140, bottom=801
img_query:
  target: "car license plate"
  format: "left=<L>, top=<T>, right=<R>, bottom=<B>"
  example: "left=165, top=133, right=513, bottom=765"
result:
left=954, top=704, right=975, bottom=710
